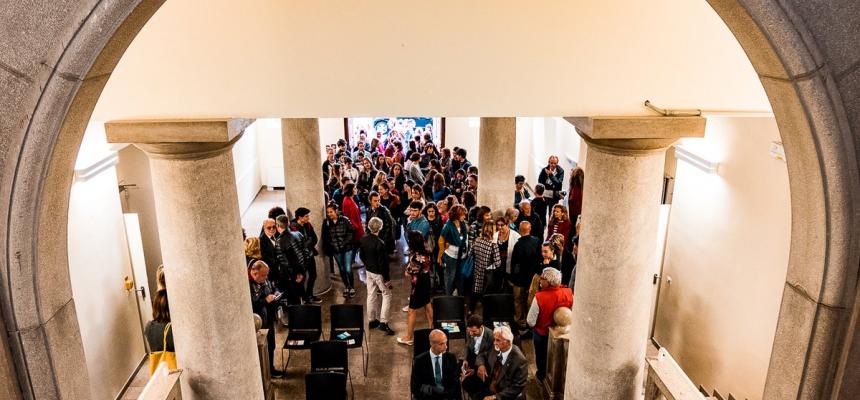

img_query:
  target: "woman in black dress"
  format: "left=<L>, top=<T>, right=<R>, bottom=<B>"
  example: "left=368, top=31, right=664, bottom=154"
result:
left=397, top=231, right=434, bottom=346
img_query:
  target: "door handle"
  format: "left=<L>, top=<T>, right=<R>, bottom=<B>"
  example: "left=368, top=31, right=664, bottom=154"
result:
left=653, top=274, right=661, bottom=285
left=136, top=285, right=147, bottom=300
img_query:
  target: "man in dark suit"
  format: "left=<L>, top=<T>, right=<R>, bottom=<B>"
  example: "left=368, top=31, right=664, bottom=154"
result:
left=411, top=329, right=463, bottom=400
left=474, top=326, right=528, bottom=400
left=259, top=219, right=280, bottom=285
left=462, top=315, right=495, bottom=396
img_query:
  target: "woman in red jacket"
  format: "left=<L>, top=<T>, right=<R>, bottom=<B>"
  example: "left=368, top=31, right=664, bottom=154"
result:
left=341, top=183, right=364, bottom=244
left=546, top=204, right=573, bottom=247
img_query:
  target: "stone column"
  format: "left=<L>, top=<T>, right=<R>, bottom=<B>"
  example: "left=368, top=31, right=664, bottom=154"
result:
left=477, top=117, right=517, bottom=213
left=106, top=119, right=264, bottom=400
left=563, top=116, right=705, bottom=399
left=281, top=118, right=331, bottom=296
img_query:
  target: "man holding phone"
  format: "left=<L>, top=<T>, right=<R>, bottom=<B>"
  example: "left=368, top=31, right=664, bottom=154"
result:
left=360, top=217, right=395, bottom=335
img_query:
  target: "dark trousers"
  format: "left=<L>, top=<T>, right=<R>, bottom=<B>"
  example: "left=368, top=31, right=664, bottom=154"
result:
left=533, top=330, right=549, bottom=381
left=304, top=260, right=317, bottom=299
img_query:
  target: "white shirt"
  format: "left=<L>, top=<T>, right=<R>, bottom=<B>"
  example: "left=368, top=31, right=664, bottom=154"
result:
left=472, top=328, right=484, bottom=354
left=430, top=351, right=444, bottom=381
left=499, top=347, right=512, bottom=365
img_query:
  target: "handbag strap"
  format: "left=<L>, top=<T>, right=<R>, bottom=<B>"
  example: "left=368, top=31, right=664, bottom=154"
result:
left=161, top=322, right=172, bottom=351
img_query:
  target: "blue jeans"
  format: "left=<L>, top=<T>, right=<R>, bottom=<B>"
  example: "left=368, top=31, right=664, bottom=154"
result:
left=333, top=250, right=355, bottom=289
left=442, top=254, right=464, bottom=296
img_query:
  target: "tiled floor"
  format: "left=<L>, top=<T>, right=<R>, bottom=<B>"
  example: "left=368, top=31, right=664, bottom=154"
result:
left=125, top=189, right=546, bottom=399
left=244, top=189, right=546, bottom=399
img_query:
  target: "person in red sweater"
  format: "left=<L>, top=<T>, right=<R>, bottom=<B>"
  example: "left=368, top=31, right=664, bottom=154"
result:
left=546, top=204, right=573, bottom=246
left=341, top=183, right=364, bottom=244
left=527, top=267, right=573, bottom=381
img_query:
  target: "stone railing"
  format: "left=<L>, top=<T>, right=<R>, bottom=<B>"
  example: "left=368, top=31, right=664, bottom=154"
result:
left=137, top=363, right=182, bottom=400
left=644, top=347, right=706, bottom=400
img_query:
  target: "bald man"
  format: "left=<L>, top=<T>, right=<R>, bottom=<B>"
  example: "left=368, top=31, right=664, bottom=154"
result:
left=411, top=329, right=462, bottom=399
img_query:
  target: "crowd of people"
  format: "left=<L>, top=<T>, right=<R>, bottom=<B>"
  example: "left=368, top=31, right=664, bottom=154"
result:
left=236, top=130, right=585, bottom=397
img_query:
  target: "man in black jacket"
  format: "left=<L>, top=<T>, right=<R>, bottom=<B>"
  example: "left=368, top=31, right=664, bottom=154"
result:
left=291, top=207, right=321, bottom=304
left=365, top=191, right=396, bottom=255
left=514, top=200, right=543, bottom=241
left=259, top=218, right=280, bottom=283
left=537, top=155, right=565, bottom=211
left=276, top=215, right=311, bottom=305
left=411, top=329, right=462, bottom=400
left=359, top=217, right=394, bottom=335
left=509, top=221, right=541, bottom=334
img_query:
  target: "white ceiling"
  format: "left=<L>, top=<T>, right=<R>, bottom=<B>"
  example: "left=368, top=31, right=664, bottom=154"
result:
left=92, top=0, right=771, bottom=120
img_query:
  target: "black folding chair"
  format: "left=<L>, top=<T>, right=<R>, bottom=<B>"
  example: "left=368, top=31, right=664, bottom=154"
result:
left=283, top=305, right=323, bottom=371
left=482, top=294, right=515, bottom=330
left=311, top=341, right=353, bottom=399
left=305, top=371, right=347, bottom=400
left=432, top=296, right=466, bottom=340
left=329, top=304, right=368, bottom=375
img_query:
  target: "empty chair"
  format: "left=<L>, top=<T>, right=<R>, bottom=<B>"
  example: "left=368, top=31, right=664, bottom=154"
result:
left=432, top=296, right=466, bottom=340
left=311, top=341, right=353, bottom=399
left=305, top=371, right=347, bottom=400
left=283, top=304, right=323, bottom=371
left=329, top=304, right=368, bottom=375
left=413, top=328, right=433, bottom=358
left=482, top=294, right=515, bottom=329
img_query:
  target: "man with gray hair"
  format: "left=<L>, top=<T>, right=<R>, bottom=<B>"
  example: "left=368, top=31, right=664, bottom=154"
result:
left=474, top=325, right=528, bottom=399
left=527, top=267, right=573, bottom=381
left=359, top=216, right=394, bottom=335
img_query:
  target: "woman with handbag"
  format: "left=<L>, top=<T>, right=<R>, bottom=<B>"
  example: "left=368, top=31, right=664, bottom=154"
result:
left=145, top=289, right=176, bottom=375
left=439, top=204, right=470, bottom=296
left=397, top=231, right=434, bottom=346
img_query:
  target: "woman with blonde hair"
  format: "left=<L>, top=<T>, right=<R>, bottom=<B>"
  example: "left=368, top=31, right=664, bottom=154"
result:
left=244, top=236, right=262, bottom=266
left=550, top=233, right=576, bottom=288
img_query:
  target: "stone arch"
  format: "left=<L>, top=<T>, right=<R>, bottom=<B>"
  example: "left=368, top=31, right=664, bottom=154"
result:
left=0, top=1, right=857, bottom=399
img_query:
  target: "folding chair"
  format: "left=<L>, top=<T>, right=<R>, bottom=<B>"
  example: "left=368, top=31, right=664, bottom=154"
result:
left=482, top=294, right=516, bottom=330
left=329, top=304, right=369, bottom=375
left=432, top=296, right=466, bottom=340
left=305, top=371, right=347, bottom=400
left=310, top=341, right=353, bottom=399
left=282, top=304, right=323, bottom=371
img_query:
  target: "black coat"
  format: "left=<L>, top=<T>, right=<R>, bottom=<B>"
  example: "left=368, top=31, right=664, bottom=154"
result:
left=259, top=233, right=280, bottom=281
left=411, top=351, right=463, bottom=400
left=510, top=235, right=541, bottom=287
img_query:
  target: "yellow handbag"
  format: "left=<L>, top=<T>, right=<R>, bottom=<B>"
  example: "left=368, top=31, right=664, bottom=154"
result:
left=148, top=322, right=177, bottom=375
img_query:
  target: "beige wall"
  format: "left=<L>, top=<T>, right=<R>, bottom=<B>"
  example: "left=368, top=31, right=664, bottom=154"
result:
left=69, top=145, right=146, bottom=399
left=654, top=116, right=790, bottom=399
left=91, top=0, right=768, bottom=120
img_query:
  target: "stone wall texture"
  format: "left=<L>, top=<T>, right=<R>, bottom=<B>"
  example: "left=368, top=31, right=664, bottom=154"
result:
left=0, top=0, right=857, bottom=398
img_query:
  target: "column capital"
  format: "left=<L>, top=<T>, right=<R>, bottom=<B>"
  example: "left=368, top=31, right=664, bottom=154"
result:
left=105, top=118, right=254, bottom=159
left=564, top=116, right=705, bottom=153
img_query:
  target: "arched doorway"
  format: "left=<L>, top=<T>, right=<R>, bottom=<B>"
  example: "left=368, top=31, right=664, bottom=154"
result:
left=0, top=0, right=857, bottom=398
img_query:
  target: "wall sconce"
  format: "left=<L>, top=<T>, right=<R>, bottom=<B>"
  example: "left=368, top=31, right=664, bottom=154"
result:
left=674, top=145, right=719, bottom=174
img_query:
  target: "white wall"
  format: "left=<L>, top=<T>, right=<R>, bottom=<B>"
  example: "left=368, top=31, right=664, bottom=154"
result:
left=232, top=121, right=262, bottom=211
left=444, top=118, right=480, bottom=167
left=69, top=131, right=146, bottom=400
left=319, top=117, right=345, bottom=152
left=653, top=116, right=790, bottom=399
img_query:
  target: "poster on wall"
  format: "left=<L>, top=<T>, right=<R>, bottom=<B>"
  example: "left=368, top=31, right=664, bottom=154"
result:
left=346, top=117, right=442, bottom=151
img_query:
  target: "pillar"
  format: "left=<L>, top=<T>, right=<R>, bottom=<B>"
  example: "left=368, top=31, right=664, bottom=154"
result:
left=281, top=118, right=331, bottom=296
left=563, top=116, right=705, bottom=399
left=106, top=119, right=264, bottom=400
left=477, top=117, right=517, bottom=213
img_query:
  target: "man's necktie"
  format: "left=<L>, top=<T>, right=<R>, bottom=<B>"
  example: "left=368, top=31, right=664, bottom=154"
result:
left=489, top=353, right=504, bottom=393
left=434, top=355, right=443, bottom=386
